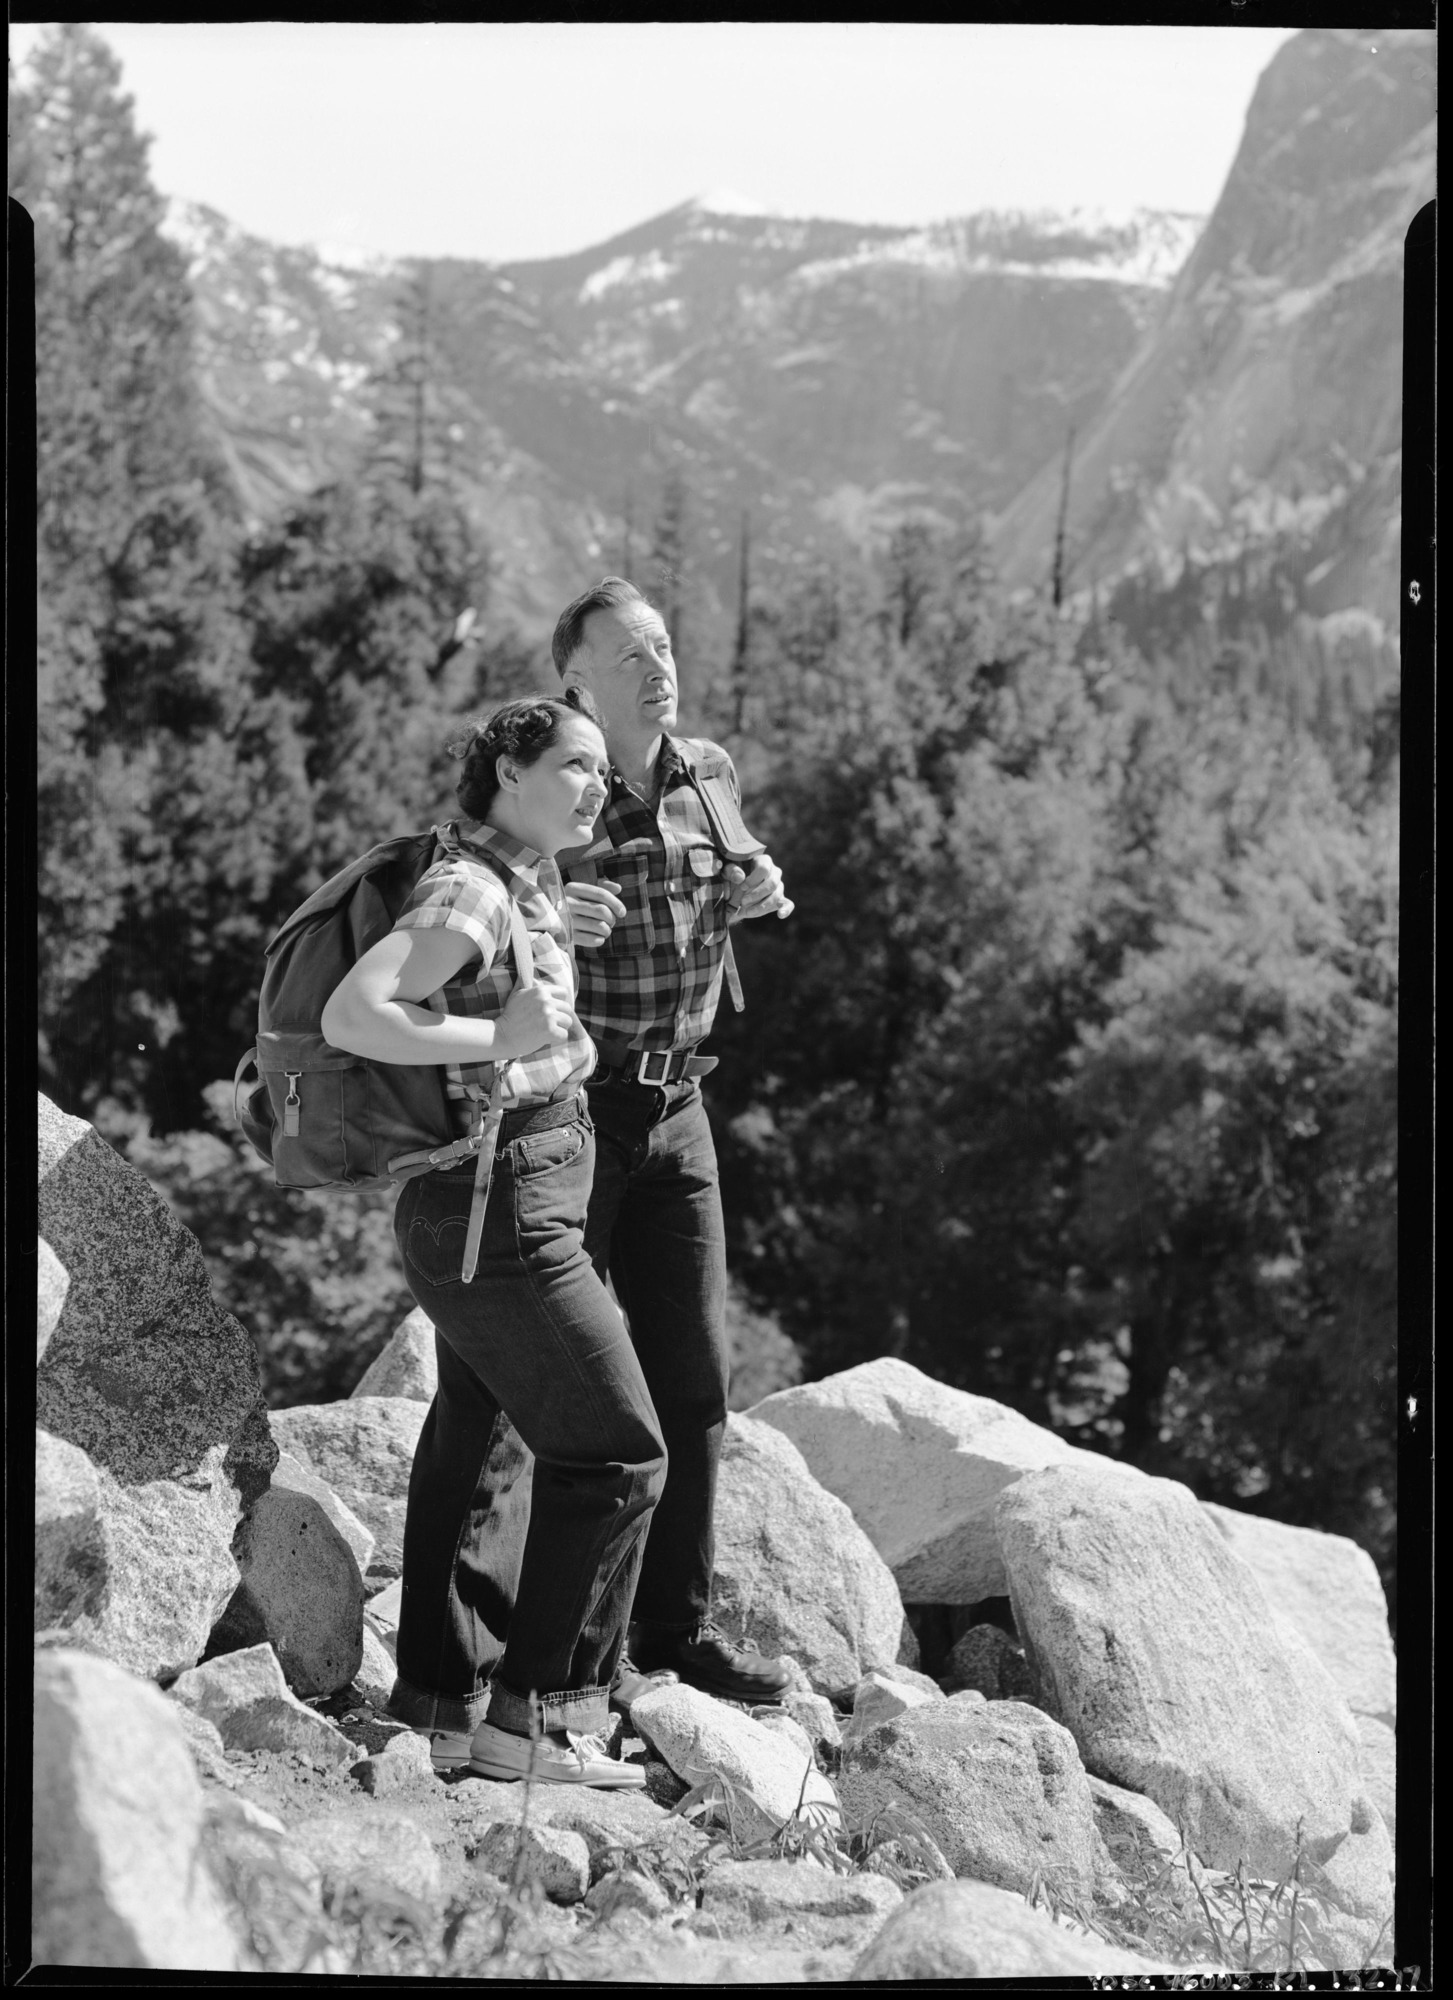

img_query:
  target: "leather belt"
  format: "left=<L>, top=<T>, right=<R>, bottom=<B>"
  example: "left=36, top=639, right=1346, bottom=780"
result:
left=433, top=1092, right=584, bottom=1176
left=590, top=1045, right=718, bottom=1087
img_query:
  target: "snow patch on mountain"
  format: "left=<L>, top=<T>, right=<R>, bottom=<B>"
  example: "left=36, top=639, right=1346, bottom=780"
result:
left=790, top=208, right=1203, bottom=293
left=309, top=239, right=397, bottom=275
left=163, top=197, right=242, bottom=273
left=691, top=188, right=782, bottom=217
left=162, top=198, right=397, bottom=289
left=579, top=249, right=681, bottom=302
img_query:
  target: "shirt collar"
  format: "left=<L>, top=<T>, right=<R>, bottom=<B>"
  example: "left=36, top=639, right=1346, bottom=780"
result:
left=610, top=735, right=685, bottom=797
left=444, top=818, right=547, bottom=884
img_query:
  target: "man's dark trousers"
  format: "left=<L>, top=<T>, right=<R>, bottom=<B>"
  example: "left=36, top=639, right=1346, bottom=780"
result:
left=582, top=1073, right=729, bottom=1634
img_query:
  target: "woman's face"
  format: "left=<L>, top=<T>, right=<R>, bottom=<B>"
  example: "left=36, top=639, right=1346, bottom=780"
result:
left=497, top=715, right=610, bottom=856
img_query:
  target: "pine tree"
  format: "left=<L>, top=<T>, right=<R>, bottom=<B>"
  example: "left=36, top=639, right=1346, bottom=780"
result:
left=16, top=24, right=308, bottom=1123
left=12, top=27, right=232, bottom=582
left=17, top=25, right=214, bottom=1058
left=362, top=262, right=474, bottom=501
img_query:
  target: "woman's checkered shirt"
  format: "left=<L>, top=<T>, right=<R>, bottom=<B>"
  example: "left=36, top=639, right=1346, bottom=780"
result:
left=391, top=819, right=596, bottom=1125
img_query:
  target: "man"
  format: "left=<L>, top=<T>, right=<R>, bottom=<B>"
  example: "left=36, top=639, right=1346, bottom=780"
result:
left=556, top=575, right=794, bottom=1707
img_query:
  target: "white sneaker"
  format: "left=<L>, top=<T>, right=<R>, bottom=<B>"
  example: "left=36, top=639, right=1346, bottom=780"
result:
left=468, top=1720, right=646, bottom=1788
left=423, top=1728, right=474, bottom=1772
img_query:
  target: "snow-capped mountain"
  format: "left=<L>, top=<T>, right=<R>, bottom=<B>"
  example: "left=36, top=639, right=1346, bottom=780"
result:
left=163, top=26, right=1430, bottom=649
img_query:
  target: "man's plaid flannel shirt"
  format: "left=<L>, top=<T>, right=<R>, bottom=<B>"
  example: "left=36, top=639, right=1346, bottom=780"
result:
left=392, top=819, right=595, bottom=1130
left=560, top=735, right=739, bottom=1056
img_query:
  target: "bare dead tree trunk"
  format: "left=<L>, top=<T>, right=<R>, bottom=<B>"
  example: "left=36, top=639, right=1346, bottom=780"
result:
left=1051, top=424, right=1075, bottom=610
left=731, top=510, right=751, bottom=735
left=409, top=267, right=431, bottom=497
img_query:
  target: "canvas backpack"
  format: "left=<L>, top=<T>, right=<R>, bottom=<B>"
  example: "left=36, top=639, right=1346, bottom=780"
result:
left=234, top=830, right=534, bottom=1278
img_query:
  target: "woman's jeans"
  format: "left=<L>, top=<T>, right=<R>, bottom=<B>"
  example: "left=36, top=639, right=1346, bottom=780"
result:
left=385, top=1112, right=666, bottom=1739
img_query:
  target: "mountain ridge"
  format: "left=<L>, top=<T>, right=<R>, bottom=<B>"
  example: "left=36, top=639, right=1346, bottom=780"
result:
left=163, top=25, right=1431, bottom=649
left=165, top=194, right=1202, bottom=643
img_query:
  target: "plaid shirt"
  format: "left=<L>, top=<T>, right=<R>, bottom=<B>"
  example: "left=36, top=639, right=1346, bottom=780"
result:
left=560, top=735, right=737, bottom=1054
left=392, top=819, right=595, bottom=1128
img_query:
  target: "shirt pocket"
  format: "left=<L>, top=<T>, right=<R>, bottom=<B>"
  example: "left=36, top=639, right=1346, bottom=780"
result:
left=598, top=851, right=656, bottom=956
left=673, top=844, right=730, bottom=945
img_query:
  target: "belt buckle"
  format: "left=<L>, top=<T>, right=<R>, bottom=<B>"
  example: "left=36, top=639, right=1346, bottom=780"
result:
left=635, top=1049, right=672, bottom=1085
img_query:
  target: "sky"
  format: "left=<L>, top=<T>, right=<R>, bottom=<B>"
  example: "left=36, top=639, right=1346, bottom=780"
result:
left=9, top=21, right=1300, bottom=265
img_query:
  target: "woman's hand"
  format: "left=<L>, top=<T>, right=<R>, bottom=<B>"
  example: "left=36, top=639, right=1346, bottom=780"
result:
left=565, top=879, right=627, bottom=950
left=495, top=981, right=573, bottom=1061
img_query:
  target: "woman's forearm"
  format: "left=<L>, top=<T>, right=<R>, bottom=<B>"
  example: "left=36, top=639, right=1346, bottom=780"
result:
left=321, top=992, right=505, bottom=1066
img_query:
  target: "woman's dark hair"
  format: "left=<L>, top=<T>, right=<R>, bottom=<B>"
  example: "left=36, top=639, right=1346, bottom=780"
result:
left=448, top=688, right=605, bottom=821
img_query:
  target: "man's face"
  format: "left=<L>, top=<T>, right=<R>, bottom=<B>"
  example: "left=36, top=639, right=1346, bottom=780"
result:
left=566, top=600, right=678, bottom=744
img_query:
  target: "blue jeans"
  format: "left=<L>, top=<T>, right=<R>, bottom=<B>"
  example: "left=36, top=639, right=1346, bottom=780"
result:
left=386, top=1113, right=665, bottom=1738
left=582, top=1076, right=730, bottom=1634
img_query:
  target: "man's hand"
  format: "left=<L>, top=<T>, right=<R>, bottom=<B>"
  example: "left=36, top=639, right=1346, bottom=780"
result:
left=565, top=880, right=627, bottom=950
left=725, top=854, right=793, bottom=922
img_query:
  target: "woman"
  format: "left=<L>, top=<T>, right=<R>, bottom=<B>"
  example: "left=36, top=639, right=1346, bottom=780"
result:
left=320, top=691, right=662, bottom=1787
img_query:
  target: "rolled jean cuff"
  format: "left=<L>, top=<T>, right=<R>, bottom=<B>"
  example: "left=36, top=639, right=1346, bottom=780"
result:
left=385, top=1670, right=494, bottom=1737
left=487, top=1675, right=611, bottom=1738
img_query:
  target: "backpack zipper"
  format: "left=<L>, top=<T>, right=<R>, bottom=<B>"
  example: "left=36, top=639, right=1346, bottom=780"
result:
left=284, top=1071, right=302, bottom=1136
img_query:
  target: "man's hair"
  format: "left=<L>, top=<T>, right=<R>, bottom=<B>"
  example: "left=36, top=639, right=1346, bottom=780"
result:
left=551, top=575, right=648, bottom=678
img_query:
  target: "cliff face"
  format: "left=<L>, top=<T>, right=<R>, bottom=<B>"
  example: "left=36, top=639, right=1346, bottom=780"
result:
left=168, top=198, right=1199, bottom=641
left=990, top=28, right=1435, bottom=626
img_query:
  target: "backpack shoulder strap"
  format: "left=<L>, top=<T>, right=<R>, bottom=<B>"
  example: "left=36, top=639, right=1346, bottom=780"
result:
left=668, top=737, right=751, bottom=1015
left=505, top=896, right=534, bottom=988
left=449, top=844, right=535, bottom=985
left=673, top=734, right=732, bottom=785
left=669, top=736, right=765, bottom=864
left=457, top=867, right=535, bottom=1285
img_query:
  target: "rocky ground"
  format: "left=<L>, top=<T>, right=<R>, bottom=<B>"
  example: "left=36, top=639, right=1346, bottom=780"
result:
left=90, top=1634, right=1183, bottom=1983
left=33, top=1091, right=1398, bottom=1978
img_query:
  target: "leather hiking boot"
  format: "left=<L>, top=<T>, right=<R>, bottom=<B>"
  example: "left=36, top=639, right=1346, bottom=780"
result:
left=627, top=1620, right=792, bottom=1705
left=467, top=1721, right=645, bottom=1788
left=609, top=1652, right=680, bottom=1715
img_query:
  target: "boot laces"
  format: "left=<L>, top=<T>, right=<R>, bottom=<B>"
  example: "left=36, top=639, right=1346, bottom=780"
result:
left=694, top=1620, right=751, bottom=1661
